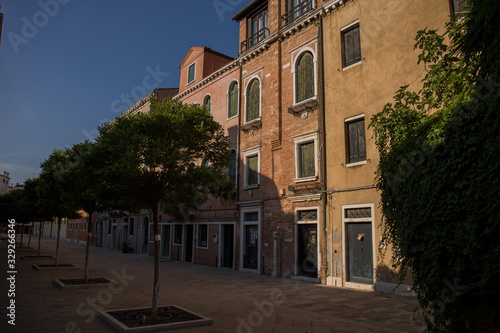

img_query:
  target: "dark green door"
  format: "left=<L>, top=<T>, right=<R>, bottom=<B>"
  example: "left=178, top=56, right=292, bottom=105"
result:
left=298, top=224, right=318, bottom=278
left=185, top=225, right=193, bottom=262
left=222, top=225, right=234, bottom=268
left=244, top=225, right=258, bottom=269
left=162, top=225, right=170, bottom=258
left=346, top=223, right=373, bottom=284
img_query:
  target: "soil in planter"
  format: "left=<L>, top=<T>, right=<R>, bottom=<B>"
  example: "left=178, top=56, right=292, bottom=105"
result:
left=22, top=255, right=54, bottom=259
left=58, top=278, right=112, bottom=285
left=108, top=306, right=202, bottom=328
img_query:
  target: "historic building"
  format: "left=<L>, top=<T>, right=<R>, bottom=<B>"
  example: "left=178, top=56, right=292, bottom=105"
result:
left=321, top=0, right=452, bottom=292
left=232, top=0, right=327, bottom=281
left=159, top=46, right=240, bottom=269
left=0, top=171, right=10, bottom=195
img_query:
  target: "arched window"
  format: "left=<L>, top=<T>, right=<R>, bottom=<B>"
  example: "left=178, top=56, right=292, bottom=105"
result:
left=295, top=51, right=315, bottom=103
left=203, top=95, right=212, bottom=114
left=246, top=78, right=260, bottom=122
left=228, top=81, right=239, bottom=119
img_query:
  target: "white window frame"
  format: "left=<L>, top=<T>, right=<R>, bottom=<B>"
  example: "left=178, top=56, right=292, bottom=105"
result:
left=243, top=76, right=262, bottom=125
left=202, top=93, right=212, bottom=114
left=341, top=20, right=362, bottom=70
left=341, top=203, right=376, bottom=290
left=187, top=62, right=196, bottom=84
left=227, top=79, right=240, bottom=120
left=294, top=206, right=320, bottom=278
left=242, top=146, right=261, bottom=189
left=291, top=46, right=318, bottom=105
left=292, top=131, right=318, bottom=182
left=197, top=224, right=209, bottom=249
left=239, top=207, right=261, bottom=273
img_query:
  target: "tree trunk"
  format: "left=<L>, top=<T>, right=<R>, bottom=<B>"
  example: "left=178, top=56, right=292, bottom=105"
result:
left=84, top=211, right=93, bottom=283
left=55, top=216, right=62, bottom=267
left=38, top=222, right=44, bottom=257
left=151, top=206, right=160, bottom=318
left=20, top=223, right=24, bottom=246
left=27, top=225, right=32, bottom=249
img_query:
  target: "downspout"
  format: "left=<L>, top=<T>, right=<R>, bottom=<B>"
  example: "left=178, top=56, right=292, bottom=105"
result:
left=314, top=11, right=328, bottom=285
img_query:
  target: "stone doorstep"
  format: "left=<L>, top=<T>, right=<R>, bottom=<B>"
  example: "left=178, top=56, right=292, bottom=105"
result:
left=52, top=278, right=116, bottom=289
left=98, top=305, right=213, bottom=332
left=32, top=263, right=79, bottom=270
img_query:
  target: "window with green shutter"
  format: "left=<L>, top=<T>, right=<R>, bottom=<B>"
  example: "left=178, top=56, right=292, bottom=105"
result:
left=347, top=118, right=366, bottom=164
left=228, top=82, right=238, bottom=119
left=246, top=79, right=260, bottom=122
left=299, top=141, right=315, bottom=178
left=247, top=155, right=259, bottom=185
left=188, top=63, right=196, bottom=83
left=296, top=51, right=315, bottom=103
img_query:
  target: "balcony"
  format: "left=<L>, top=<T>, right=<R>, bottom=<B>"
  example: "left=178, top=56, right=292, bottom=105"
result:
left=240, top=28, right=270, bottom=53
left=281, top=0, right=314, bottom=28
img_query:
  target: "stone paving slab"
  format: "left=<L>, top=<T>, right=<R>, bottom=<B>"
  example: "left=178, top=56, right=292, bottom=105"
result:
left=0, top=237, right=426, bottom=333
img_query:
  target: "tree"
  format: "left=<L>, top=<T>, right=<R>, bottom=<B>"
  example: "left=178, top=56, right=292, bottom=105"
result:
left=38, top=149, right=80, bottom=266
left=64, top=141, right=117, bottom=282
left=370, top=1, right=500, bottom=331
left=98, top=97, right=233, bottom=317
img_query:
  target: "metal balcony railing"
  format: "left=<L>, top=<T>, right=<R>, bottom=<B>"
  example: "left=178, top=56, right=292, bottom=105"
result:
left=240, top=28, right=270, bottom=53
left=281, top=0, right=314, bottom=28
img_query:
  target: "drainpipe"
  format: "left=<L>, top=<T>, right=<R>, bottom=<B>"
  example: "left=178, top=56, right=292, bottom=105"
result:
left=314, top=11, right=328, bottom=285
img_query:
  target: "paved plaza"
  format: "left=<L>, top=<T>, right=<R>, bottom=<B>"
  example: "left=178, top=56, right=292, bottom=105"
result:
left=1, top=236, right=426, bottom=333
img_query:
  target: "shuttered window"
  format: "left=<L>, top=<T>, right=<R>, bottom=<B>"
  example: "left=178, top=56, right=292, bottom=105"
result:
left=188, top=63, right=196, bottom=83
left=228, top=82, right=238, bottom=118
left=296, top=51, right=315, bottom=103
left=342, top=25, right=361, bottom=68
left=299, top=141, right=315, bottom=178
left=247, top=155, right=259, bottom=185
left=246, top=79, right=260, bottom=122
left=347, top=118, right=366, bottom=164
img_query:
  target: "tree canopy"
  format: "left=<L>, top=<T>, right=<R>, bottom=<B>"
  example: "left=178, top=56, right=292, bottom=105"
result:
left=98, top=97, right=234, bottom=317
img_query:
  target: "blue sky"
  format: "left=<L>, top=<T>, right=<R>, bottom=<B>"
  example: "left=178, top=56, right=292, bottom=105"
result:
left=0, top=0, right=246, bottom=185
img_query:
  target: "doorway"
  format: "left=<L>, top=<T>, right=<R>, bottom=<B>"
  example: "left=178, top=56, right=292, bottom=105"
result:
left=142, top=217, right=149, bottom=253
left=346, top=222, right=373, bottom=284
left=222, top=224, right=234, bottom=268
left=184, top=225, right=193, bottom=262
left=297, top=223, right=318, bottom=278
left=162, top=225, right=171, bottom=258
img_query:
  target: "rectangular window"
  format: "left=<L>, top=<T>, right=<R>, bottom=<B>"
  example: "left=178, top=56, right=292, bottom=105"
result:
left=188, top=63, right=195, bottom=83
left=342, top=23, right=361, bottom=68
left=174, top=225, right=183, bottom=245
left=248, top=8, right=269, bottom=47
left=346, top=118, right=366, bottom=164
left=129, top=218, right=134, bottom=236
left=299, top=141, right=315, bottom=178
left=149, top=223, right=154, bottom=242
left=107, top=220, right=112, bottom=235
left=247, top=155, right=259, bottom=186
left=198, top=224, right=208, bottom=248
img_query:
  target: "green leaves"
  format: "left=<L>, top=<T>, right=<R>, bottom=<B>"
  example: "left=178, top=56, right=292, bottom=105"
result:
left=370, top=1, right=500, bottom=331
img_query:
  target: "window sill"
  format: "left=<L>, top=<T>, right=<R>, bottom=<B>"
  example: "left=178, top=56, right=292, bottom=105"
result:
left=342, top=61, right=362, bottom=71
left=293, top=176, right=318, bottom=183
left=227, top=114, right=238, bottom=122
left=243, top=184, right=259, bottom=190
left=288, top=98, right=317, bottom=116
left=346, top=160, right=367, bottom=168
